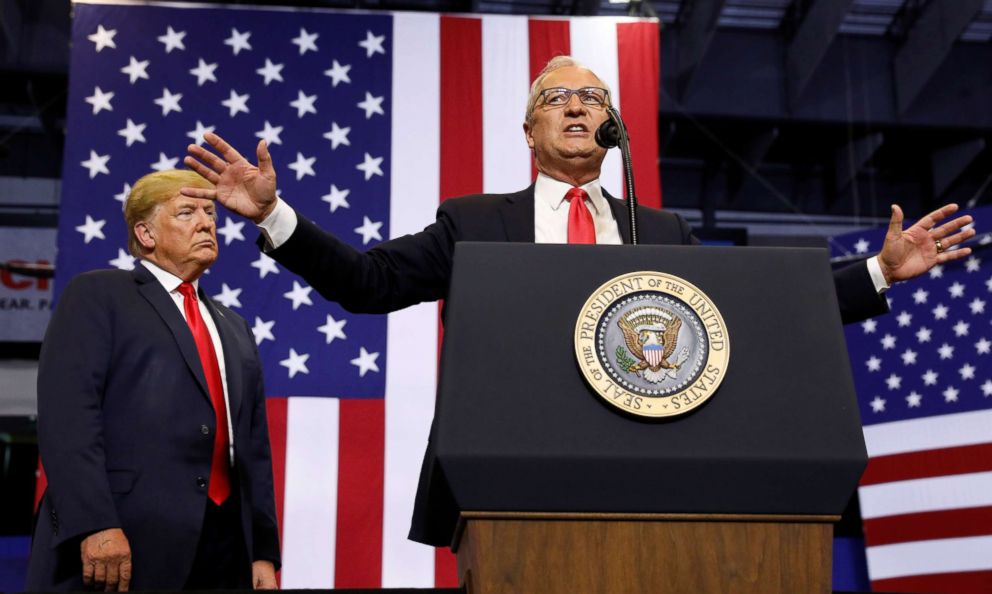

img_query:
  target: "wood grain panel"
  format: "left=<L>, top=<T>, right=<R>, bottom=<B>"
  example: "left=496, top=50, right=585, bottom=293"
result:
left=456, top=514, right=833, bottom=594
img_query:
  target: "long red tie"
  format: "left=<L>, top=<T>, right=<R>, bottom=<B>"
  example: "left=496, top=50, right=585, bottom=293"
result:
left=178, top=282, right=230, bottom=505
left=565, top=187, right=596, bottom=244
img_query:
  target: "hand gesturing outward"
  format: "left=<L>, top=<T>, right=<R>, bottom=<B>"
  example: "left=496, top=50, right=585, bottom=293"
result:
left=877, top=203, right=975, bottom=285
left=183, top=132, right=279, bottom=224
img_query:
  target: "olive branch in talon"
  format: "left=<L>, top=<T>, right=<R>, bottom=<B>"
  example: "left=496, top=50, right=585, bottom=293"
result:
left=615, top=346, right=638, bottom=373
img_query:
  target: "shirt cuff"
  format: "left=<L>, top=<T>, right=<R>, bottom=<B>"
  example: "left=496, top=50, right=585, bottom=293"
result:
left=256, top=198, right=297, bottom=251
left=866, top=255, right=890, bottom=294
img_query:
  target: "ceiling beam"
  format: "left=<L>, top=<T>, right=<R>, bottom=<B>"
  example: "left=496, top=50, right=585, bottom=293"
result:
left=570, top=0, right=599, bottom=16
left=931, top=138, right=985, bottom=200
left=0, top=0, right=23, bottom=64
left=834, top=132, right=883, bottom=194
left=675, top=0, right=726, bottom=100
left=893, top=0, right=984, bottom=114
left=659, top=120, right=677, bottom=157
left=727, top=127, right=779, bottom=200
left=786, top=0, right=855, bottom=106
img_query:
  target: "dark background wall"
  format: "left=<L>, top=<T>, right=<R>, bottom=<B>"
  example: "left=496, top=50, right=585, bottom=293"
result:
left=0, top=0, right=989, bottom=590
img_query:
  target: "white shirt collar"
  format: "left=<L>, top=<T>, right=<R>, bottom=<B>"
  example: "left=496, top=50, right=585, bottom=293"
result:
left=141, top=259, right=199, bottom=294
left=534, top=172, right=608, bottom=215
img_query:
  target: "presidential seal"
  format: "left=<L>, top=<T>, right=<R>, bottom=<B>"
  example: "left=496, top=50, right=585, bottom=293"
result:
left=574, top=271, right=730, bottom=418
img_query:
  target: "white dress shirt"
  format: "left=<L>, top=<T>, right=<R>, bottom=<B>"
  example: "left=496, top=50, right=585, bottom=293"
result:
left=141, top=259, right=235, bottom=464
left=533, top=173, right=622, bottom=245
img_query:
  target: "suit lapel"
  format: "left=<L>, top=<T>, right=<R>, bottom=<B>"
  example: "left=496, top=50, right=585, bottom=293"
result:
left=604, top=189, right=633, bottom=245
left=499, top=185, right=536, bottom=243
left=200, top=294, right=245, bottom=427
left=133, top=264, right=212, bottom=402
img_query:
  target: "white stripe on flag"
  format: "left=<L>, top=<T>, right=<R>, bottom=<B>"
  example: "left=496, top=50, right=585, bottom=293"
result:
left=280, top=397, right=340, bottom=588
left=569, top=18, right=622, bottom=197
left=863, top=408, right=992, bottom=457
left=382, top=302, right=440, bottom=587
left=482, top=15, right=532, bottom=194
left=866, top=534, right=992, bottom=580
left=859, top=470, right=992, bottom=519
left=383, top=11, right=441, bottom=588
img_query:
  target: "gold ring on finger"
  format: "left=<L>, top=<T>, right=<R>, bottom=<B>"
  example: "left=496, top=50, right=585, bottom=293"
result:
left=935, top=238, right=944, bottom=253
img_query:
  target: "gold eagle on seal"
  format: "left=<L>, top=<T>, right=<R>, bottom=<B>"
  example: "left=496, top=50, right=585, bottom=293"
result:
left=617, top=306, right=690, bottom=384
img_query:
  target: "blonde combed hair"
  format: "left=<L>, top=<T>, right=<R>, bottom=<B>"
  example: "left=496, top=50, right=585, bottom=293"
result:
left=524, top=55, right=612, bottom=126
left=124, top=169, right=214, bottom=256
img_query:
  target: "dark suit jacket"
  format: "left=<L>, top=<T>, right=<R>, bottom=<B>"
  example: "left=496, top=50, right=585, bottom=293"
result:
left=27, top=263, right=280, bottom=590
left=265, top=185, right=887, bottom=545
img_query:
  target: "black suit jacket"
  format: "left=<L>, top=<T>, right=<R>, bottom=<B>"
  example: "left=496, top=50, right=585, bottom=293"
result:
left=27, top=264, right=280, bottom=590
left=265, top=185, right=887, bottom=545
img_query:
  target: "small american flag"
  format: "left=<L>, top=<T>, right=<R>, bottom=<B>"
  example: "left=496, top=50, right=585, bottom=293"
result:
left=832, top=208, right=992, bottom=593
left=58, top=0, right=662, bottom=587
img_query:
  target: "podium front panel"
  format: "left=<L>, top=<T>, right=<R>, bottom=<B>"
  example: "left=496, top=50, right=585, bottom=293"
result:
left=433, top=243, right=867, bottom=518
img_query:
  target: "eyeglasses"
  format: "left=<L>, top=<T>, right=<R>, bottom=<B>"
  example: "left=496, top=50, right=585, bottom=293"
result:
left=537, top=87, right=610, bottom=108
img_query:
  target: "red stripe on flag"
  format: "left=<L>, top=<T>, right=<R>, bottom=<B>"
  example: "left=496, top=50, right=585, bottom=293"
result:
left=335, top=399, right=385, bottom=588
left=860, top=442, right=992, bottom=486
left=264, top=400, right=288, bottom=530
left=265, top=397, right=288, bottom=570
left=527, top=20, right=571, bottom=181
left=440, top=16, right=483, bottom=199
left=872, top=569, right=992, bottom=593
left=435, top=548, right=459, bottom=587
left=617, top=22, right=661, bottom=209
left=437, top=16, right=481, bottom=587
left=528, top=19, right=571, bottom=81
left=863, top=506, right=992, bottom=546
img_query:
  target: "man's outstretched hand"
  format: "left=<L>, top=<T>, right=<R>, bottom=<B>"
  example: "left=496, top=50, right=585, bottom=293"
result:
left=878, top=203, right=975, bottom=285
left=183, top=132, right=278, bottom=224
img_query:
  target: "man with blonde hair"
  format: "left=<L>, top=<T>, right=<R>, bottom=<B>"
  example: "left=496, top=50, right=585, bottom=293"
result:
left=184, top=57, right=974, bottom=545
left=27, top=169, right=280, bottom=591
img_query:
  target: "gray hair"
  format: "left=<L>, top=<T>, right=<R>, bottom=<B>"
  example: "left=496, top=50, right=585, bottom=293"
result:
left=524, top=55, right=612, bottom=126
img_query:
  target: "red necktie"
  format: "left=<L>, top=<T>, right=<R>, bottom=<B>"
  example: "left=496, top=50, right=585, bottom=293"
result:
left=178, top=282, right=230, bottom=505
left=565, top=187, right=596, bottom=244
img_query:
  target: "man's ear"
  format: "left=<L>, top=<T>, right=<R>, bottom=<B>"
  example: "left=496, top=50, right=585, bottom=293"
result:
left=523, top=121, right=535, bottom=150
left=134, top=221, right=155, bottom=251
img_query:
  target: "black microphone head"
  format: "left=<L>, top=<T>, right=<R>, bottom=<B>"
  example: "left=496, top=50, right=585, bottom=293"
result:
left=595, top=119, right=619, bottom=149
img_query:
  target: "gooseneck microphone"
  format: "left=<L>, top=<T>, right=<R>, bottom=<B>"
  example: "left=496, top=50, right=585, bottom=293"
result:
left=596, top=107, right=638, bottom=245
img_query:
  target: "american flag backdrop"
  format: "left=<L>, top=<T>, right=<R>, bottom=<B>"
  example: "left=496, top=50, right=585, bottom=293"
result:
left=56, top=0, right=661, bottom=587
left=832, top=210, right=992, bottom=593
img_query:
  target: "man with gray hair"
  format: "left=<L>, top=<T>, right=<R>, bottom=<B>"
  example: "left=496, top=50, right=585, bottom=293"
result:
left=28, top=169, right=280, bottom=590
left=183, top=56, right=973, bottom=544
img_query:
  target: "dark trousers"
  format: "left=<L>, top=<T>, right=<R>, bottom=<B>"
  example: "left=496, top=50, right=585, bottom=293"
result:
left=183, top=487, right=251, bottom=590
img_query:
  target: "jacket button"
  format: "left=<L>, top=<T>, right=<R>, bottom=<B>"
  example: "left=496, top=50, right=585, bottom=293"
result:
left=196, top=476, right=207, bottom=488
left=200, top=424, right=210, bottom=435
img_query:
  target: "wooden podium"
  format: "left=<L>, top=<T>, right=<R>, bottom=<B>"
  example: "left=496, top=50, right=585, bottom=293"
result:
left=453, top=513, right=836, bottom=594
left=415, top=243, right=867, bottom=593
